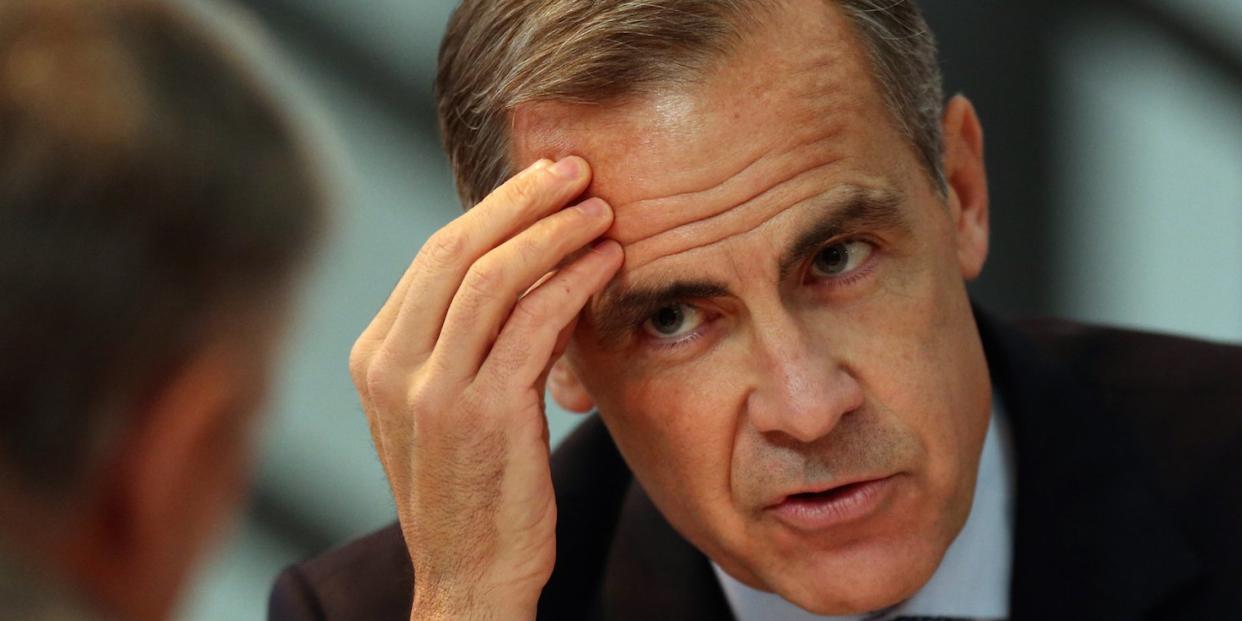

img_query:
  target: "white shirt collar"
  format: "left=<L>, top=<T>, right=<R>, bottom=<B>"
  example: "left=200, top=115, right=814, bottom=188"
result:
left=714, top=396, right=1016, bottom=621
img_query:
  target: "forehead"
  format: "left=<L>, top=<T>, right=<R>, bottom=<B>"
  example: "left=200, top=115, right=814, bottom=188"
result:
left=512, top=0, right=915, bottom=276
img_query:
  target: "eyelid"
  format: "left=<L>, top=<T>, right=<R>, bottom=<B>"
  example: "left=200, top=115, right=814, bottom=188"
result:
left=805, top=238, right=876, bottom=283
left=641, top=303, right=702, bottom=338
left=637, top=302, right=716, bottom=351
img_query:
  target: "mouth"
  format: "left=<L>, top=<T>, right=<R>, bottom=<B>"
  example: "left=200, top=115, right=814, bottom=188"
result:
left=765, top=475, right=897, bottom=532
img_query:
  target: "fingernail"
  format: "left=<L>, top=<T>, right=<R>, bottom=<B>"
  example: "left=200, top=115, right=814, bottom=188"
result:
left=577, top=197, right=608, bottom=218
left=550, top=156, right=582, bottom=180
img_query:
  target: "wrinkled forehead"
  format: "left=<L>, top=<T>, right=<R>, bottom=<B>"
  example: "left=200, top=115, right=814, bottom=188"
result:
left=510, top=0, right=902, bottom=274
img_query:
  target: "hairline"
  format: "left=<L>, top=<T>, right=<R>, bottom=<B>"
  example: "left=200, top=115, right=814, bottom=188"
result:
left=451, top=0, right=946, bottom=208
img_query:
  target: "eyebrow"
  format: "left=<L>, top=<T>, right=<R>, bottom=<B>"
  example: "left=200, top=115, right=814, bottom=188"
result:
left=591, top=280, right=731, bottom=347
left=589, top=186, right=908, bottom=346
left=777, top=187, right=908, bottom=280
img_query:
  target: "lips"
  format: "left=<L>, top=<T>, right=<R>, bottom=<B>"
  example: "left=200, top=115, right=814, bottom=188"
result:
left=765, top=475, right=897, bottom=532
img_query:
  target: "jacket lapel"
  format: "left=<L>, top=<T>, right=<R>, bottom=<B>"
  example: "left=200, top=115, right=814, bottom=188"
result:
left=976, top=312, right=1201, bottom=619
left=597, top=481, right=735, bottom=620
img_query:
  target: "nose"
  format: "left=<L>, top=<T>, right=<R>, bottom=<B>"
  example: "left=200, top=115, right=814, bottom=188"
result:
left=745, top=316, right=864, bottom=444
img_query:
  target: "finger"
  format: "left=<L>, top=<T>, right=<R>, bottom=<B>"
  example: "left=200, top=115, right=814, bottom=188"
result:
left=381, top=156, right=591, bottom=365
left=475, top=239, right=623, bottom=392
left=549, top=314, right=578, bottom=366
left=533, top=315, right=579, bottom=415
left=345, top=165, right=584, bottom=505
left=431, top=197, right=614, bottom=379
left=533, top=309, right=579, bottom=390
left=351, top=351, right=395, bottom=484
left=360, top=160, right=560, bottom=345
left=347, top=337, right=387, bottom=478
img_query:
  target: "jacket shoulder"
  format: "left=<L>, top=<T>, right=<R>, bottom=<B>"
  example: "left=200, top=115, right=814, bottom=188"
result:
left=1013, top=317, right=1242, bottom=389
left=1014, top=317, right=1242, bottom=594
left=1012, top=318, right=1242, bottom=472
left=268, top=524, right=411, bottom=621
left=1012, top=318, right=1242, bottom=481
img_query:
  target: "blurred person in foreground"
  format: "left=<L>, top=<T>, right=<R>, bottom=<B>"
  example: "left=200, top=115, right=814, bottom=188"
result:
left=272, top=0, right=1242, bottom=620
left=0, top=0, right=324, bottom=619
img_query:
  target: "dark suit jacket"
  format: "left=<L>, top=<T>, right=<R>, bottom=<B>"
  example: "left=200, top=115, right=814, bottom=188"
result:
left=269, top=314, right=1242, bottom=620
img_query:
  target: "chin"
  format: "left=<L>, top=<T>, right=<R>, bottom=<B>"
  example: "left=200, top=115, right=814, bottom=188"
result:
left=760, top=534, right=945, bottom=616
left=782, top=580, right=921, bottom=616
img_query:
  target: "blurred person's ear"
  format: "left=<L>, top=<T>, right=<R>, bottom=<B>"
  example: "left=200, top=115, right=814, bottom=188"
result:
left=940, top=94, right=990, bottom=281
left=65, top=332, right=271, bottom=621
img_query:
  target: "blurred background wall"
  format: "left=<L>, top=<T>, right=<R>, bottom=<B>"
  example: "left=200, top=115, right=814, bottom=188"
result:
left=172, top=0, right=1242, bottom=618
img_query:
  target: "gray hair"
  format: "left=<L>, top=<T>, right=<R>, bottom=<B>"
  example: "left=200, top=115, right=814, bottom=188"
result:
left=436, top=0, right=946, bottom=209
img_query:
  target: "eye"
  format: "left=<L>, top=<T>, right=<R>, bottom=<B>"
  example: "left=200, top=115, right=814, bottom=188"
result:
left=641, top=303, right=703, bottom=340
left=810, top=240, right=874, bottom=279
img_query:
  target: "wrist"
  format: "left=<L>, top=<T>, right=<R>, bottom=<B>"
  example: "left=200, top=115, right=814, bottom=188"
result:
left=410, top=584, right=538, bottom=621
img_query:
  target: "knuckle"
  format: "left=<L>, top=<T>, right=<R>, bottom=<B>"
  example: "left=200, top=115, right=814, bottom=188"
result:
left=411, top=380, right=482, bottom=440
left=348, top=339, right=373, bottom=387
left=500, top=174, right=541, bottom=207
left=461, top=261, right=506, bottom=299
left=419, top=228, right=467, bottom=268
left=363, top=357, right=394, bottom=401
left=405, top=374, right=440, bottom=415
left=508, top=236, right=542, bottom=268
left=363, top=347, right=413, bottom=408
left=510, top=294, right=548, bottom=325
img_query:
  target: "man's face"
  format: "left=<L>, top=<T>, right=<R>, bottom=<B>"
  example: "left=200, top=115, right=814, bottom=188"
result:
left=515, top=0, right=991, bottom=614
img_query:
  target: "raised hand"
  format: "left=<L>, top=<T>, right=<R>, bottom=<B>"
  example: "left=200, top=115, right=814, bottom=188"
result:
left=348, top=157, right=620, bottom=620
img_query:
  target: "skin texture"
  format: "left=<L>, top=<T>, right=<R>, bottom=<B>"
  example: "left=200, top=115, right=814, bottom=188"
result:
left=358, top=0, right=990, bottom=617
left=532, top=0, right=993, bottom=614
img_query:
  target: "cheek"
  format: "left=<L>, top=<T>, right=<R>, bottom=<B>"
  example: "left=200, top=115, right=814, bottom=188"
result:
left=579, top=352, right=743, bottom=510
left=841, top=240, right=989, bottom=490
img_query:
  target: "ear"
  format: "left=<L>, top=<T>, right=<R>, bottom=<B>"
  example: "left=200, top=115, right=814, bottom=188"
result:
left=79, top=339, right=257, bottom=619
left=125, top=339, right=256, bottom=554
left=548, top=356, right=595, bottom=413
left=940, top=94, right=990, bottom=280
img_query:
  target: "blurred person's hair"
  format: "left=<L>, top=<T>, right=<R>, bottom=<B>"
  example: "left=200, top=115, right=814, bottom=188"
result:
left=436, top=0, right=945, bottom=209
left=0, top=0, right=323, bottom=498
